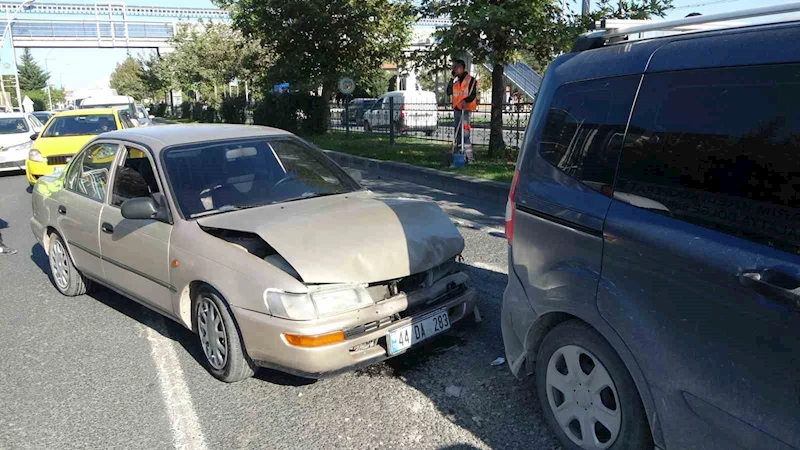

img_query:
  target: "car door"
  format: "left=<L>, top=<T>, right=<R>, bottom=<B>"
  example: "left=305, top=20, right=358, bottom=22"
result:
left=55, top=142, right=122, bottom=278
left=599, top=64, right=800, bottom=450
left=99, top=144, right=174, bottom=315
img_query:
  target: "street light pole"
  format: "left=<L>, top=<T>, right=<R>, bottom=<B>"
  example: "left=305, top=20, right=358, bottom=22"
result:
left=45, top=53, right=54, bottom=110
left=3, top=0, right=36, bottom=110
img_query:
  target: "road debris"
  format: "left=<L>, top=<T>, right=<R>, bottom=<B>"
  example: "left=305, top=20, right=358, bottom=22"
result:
left=445, top=385, right=463, bottom=398
left=490, top=357, right=506, bottom=366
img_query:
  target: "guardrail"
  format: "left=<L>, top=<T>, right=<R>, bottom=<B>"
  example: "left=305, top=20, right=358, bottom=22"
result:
left=329, top=101, right=533, bottom=149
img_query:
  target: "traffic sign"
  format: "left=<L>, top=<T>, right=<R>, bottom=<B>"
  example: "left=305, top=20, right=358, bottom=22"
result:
left=338, top=77, right=355, bottom=95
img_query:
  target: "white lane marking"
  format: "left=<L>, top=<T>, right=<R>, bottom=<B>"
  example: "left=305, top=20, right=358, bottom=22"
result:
left=141, top=319, right=208, bottom=450
left=470, top=261, right=506, bottom=273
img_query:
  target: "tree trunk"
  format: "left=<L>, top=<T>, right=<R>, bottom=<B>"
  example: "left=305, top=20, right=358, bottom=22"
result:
left=488, top=63, right=506, bottom=158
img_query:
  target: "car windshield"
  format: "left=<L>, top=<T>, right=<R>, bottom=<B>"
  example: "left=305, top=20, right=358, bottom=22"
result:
left=42, top=114, right=117, bottom=137
left=163, top=137, right=361, bottom=218
left=0, top=117, right=29, bottom=134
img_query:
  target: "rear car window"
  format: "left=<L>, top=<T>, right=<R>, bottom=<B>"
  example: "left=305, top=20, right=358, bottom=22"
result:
left=536, top=76, right=640, bottom=194
left=615, top=64, right=800, bottom=255
left=42, top=115, right=117, bottom=137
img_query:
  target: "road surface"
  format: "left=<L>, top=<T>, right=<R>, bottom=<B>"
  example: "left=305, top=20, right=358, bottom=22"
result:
left=0, top=170, right=560, bottom=450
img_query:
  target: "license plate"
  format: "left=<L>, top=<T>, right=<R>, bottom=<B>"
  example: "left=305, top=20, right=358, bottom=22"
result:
left=387, top=309, right=451, bottom=355
left=52, top=166, right=64, bottom=175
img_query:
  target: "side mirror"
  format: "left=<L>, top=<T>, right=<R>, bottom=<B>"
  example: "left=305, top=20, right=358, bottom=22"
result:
left=30, top=132, right=39, bottom=141
left=121, top=197, right=167, bottom=221
left=344, top=168, right=362, bottom=183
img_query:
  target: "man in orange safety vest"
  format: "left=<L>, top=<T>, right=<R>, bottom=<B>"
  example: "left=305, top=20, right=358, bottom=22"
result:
left=446, top=59, right=477, bottom=164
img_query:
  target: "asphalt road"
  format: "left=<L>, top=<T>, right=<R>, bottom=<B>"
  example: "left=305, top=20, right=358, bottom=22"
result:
left=0, top=170, right=560, bottom=450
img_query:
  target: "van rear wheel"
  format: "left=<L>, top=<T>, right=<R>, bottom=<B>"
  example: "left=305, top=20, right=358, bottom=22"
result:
left=535, top=320, right=652, bottom=450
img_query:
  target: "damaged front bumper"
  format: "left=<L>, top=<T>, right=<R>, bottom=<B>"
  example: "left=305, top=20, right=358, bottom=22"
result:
left=234, top=272, right=478, bottom=378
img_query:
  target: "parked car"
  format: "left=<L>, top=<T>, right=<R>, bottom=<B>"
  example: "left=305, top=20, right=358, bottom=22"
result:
left=0, top=112, right=44, bottom=172
left=32, top=111, right=55, bottom=124
left=363, top=90, right=438, bottom=135
left=30, top=124, right=477, bottom=382
left=346, top=98, right=377, bottom=124
left=136, top=105, right=155, bottom=127
left=502, top=16, right=800, bottom=450
left=25, top=108, right=137, bottom=184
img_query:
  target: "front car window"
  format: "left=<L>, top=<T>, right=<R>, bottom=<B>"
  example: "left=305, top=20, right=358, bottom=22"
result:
left=163, top=137, right=361, bottom=218
left=64, top=143, right=120, bottom=202
left=42, top=114, right=118, bottom=137
left=111, top=147, right=160, bottom=207
left=0, top=117, right=30, bottom=134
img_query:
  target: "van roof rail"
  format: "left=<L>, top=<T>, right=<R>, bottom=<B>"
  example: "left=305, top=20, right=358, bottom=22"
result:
left=572, top=2, right=800, bottom=51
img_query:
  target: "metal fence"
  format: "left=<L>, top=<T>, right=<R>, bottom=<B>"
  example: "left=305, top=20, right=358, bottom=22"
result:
left=329, top=101, right=533, bottom=149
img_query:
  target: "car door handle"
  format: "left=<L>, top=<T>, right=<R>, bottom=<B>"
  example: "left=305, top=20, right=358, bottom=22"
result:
left=739, top=270, right=800, bottom=311
left=57, top=205, right=66, bottom=215
left=101, top=222, right=114, bottom=234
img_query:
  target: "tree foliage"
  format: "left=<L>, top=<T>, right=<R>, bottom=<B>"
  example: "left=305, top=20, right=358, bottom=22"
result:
left=216, top=0, right=414, bottom=99
left=18, top=48, right=49, bottom=91
left=592, top=0, right=674, bottom=20
left=110, top=56, right=148, bottom=100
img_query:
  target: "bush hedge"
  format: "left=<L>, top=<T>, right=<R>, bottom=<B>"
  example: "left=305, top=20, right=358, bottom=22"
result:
left=252, top=93, right=327, bottom=135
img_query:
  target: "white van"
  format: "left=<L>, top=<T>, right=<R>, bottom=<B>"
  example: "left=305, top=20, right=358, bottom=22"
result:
left=363, top=90, right=438, bottom=135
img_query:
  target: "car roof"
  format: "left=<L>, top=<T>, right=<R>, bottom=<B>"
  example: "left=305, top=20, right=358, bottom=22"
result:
left=0, top=112, right=27, bottom=118
left=56, top=108, right=117, bottom=117
left=551, top=20, right=800, bottom=85
left=99, top=124, right=294, bottom=153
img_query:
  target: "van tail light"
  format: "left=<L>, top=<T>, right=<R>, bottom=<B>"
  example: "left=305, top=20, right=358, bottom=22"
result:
left=400, top=104, right=405, bottom=119
left=505, top=169, right=520, bottom=244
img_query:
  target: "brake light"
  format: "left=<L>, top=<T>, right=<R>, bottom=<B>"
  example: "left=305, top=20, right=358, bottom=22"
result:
left=400, top=104, right=405, bottom=119
left=505, top=169, right=520, bottom=244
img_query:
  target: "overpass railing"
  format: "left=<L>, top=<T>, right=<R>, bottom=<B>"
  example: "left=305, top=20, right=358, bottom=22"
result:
left=10, top=19, right=175, bottom=40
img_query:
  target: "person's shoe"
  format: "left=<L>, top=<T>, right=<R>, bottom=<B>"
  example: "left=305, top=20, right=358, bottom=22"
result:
left=0, top=246, right=17, bottom=255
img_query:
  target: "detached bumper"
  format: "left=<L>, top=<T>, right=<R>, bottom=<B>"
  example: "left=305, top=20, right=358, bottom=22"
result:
left=235, top=279, right=477, bottom=379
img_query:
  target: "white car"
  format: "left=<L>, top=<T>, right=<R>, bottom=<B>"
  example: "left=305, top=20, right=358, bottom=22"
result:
left=0, top=112, right=44, bottom=172
left=363, top=90, right=438, bottom=135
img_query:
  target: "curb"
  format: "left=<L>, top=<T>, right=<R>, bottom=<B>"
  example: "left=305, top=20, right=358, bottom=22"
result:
left=321, top=150, right=510, bottom=205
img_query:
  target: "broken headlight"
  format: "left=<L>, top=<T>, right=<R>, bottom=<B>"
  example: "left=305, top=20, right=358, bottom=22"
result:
left=265, top=285, right=373, bottom=320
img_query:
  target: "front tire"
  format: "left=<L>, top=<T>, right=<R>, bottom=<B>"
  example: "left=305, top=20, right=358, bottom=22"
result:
left=195, top=287, right=255, bottom=383
left=48, top=232, right=88, bottom=296
left=535, top=320, right=652, bottom=450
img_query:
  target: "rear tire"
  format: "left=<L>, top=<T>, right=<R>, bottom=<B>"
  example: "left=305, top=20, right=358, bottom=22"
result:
left=535, top=320, right=652, bottom=450
left=48, top=232, right=88, bottom=297
left=194, top=287, right=255, bottom=383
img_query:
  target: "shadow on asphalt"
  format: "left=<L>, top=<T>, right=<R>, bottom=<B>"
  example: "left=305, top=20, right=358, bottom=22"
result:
left=31, top=242, right=315, bottom=387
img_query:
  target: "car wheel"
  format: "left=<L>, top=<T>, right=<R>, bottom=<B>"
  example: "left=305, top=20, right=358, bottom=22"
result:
left=195, top=287, right=255, bottom=383
left=535, top=320, right=652, bottom=450
left=364, top=120, right=371, bottom=132
left=48, top=232, right=88, bottom=296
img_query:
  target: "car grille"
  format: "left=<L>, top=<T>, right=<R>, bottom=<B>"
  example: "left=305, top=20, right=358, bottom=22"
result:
left=47, top=155, right=72, bottom=166
left=344, top=316, right=395, bottom=340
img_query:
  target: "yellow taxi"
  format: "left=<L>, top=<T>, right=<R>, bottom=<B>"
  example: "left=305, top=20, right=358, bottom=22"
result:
left=25, top=108, right=136, bottom=184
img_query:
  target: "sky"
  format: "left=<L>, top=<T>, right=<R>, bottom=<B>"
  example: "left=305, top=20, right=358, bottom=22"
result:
left=18, top=0, right=800, bottom=93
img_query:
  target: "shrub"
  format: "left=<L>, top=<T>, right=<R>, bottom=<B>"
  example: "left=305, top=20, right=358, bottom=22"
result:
left=220, top=95, right=247, bottom=124
left=152, top=103, right=168, bottom=118
left=181, top=101, right=192, bottom=119
left=252, top=93, right=328, bottom=135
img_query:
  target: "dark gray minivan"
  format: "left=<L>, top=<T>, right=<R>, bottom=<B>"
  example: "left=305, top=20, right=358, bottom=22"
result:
left=502, top=18, right=800, bottom=450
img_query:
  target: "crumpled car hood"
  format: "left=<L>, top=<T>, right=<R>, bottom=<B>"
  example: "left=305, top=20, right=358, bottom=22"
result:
left=196, top=191, right=464, bottom=284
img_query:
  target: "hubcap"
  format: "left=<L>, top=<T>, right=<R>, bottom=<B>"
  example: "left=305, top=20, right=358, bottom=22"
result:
left=50, top=239, right=70, bottom=290
left=197, top=296, right=228, bottom=370
left=546, top=345, right=621, bottom=449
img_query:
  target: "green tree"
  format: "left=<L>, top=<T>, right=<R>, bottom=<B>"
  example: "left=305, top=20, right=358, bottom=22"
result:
left=49, top=86, right=66, bottom=105
left=110, top=56, right=148, bottom=100
left=593, top=0, right=673, bottom=20
left=419, top=0, right=576, bottom=156
left=18, top=48, right=49, bottom=91
left=216, top=0, right=414, bottom=104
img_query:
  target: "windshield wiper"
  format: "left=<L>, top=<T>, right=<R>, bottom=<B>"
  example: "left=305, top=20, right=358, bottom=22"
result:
left=274, top=191, right=348, bottom=205
left=190, top=204, right=247, bottom=218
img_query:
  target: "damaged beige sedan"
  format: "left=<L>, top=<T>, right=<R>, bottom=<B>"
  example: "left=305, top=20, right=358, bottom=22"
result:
left=30, top=124, right=477, bottom=382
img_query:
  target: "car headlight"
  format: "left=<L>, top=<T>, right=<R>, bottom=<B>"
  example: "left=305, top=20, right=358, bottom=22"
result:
left=265, top=285, right=373, bottom=320
left=28, top=148, right=43, bottom=162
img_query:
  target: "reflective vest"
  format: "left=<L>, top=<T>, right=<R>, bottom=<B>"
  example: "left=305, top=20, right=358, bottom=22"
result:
left=452, top=74, right=478, bottom=111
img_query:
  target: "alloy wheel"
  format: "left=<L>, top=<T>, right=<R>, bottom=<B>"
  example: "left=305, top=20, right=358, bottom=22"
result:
left=50, top=239, right=70, bottom=290
left=197, top=296, right=228, bottom=370
left=545, top=345, right=622, bottom=449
